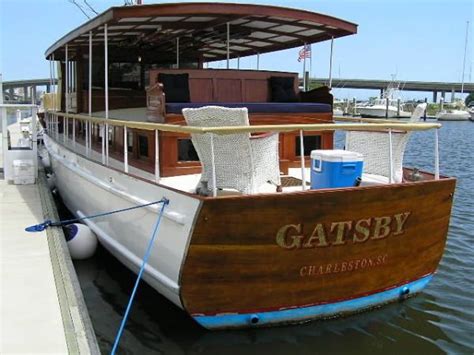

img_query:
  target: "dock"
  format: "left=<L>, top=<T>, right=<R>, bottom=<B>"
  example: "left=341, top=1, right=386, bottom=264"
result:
left=0, top=122, right=99, bottom=353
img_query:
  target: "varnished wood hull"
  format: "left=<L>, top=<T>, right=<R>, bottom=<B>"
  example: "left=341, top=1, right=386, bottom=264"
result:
left=180, top=178, right=455, bottom=328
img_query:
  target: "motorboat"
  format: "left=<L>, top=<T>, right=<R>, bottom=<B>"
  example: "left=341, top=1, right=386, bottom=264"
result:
left=436, top=109, right=470, bottom=121
left=40, top=2, right=455, bottom=330
left=357, top=81, right=411, bottom=118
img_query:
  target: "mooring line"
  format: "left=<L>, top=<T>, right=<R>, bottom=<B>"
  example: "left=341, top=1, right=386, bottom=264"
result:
left=110, top=198, right=169, bottom=355
left=25, top=198, right=169, bottom=232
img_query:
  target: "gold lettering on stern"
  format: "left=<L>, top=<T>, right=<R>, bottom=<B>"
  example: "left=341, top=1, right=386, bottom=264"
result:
left=275, top=224, right=304, bottom=249
left=298, top=254, right=389, bottom=277
left=372, top=216, right=392, bottom=240
left=353, top=218, right=371, bottom=243
left=393, top=212, right=411, bottom=235
left=275, top=211, right=411, bottom=249
left=303, top=224, right=329, bottom=248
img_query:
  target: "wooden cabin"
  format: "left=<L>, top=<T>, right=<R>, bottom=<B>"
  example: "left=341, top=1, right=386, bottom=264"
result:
left=46, top=2, right=358, bottom=178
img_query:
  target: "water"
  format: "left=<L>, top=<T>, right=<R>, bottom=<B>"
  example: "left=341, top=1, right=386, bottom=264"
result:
left=68, top=121, right=473, bottom=354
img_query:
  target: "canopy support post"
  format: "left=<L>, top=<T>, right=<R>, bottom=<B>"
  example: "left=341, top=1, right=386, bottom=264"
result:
left=176, top=37, right=180, bottom=69
left=104, top=24, right=109, bottom=165
left=124, top=127, right=128, bottom=173
left=64, top=44, right=68, bottom=144
left=328, top=37, right=334, bottom=88
left=87, top=31, right=92, bottom=156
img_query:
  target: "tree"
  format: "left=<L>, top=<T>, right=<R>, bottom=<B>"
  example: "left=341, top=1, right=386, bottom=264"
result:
left=465, top=92, right=474, bottom=106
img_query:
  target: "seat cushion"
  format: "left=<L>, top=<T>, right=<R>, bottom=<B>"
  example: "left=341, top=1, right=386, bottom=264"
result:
left=166, top=102, right=332, bottom=114
left=158, top=73, right=190, bottom=103
left=269, top=76, right=298, bottom=102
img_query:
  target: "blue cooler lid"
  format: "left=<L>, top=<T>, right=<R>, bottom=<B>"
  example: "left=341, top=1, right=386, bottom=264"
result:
left=310, top=149, right=363, bottom=162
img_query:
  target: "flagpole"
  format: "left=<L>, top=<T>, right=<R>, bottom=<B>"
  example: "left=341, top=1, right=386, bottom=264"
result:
left=303, top=42, right=307, bottom=91
left=309, top=44, right=312, bottom=90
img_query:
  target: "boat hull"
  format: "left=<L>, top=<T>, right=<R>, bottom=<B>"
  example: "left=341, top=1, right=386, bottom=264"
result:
left=357, top=106, right=411, bottom=118
left=436, top=111, right=470, bottom=121
left=44, top=135, right=202, bottom=308
left=180, top=177, right=456, bottom=329
left=44, top=135, right=455, bottom=330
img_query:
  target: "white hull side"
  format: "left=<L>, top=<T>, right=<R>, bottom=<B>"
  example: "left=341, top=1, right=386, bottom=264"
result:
left=436, top=111, right=470, bottom=121
left=357, top=105, right=410, bottom=118
left=44, top=135, right=202, bottom=308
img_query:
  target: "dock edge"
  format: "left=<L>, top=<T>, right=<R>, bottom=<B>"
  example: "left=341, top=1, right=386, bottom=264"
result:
left=37, top=169, right=100, bottom=354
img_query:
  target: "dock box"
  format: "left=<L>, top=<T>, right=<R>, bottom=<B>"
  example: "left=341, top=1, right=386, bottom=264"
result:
left=12, top=159, right=35, bottom=185
left=310, top=150, right=363, bottom=189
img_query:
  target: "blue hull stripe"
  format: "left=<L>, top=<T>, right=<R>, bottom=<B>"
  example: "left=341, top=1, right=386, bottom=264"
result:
left=193, top=275, right=433, bottom=329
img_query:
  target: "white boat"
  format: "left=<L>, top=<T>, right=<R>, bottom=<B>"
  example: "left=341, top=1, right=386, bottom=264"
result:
left=357, top=81, right=411, bottom=118
left=39, top=2, right=455, bottom=331
left=436, top=109, right=470, bottom=121
left=333, top=107, right=344, bottom=116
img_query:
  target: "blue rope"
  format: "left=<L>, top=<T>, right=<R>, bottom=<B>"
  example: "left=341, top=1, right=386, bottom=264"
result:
left=25, top=199, right=168, bottom=232
left=110, top=198, right=169, bottom=355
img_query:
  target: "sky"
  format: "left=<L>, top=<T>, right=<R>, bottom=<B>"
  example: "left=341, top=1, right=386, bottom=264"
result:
left=1, top=0, right=473, bottom=101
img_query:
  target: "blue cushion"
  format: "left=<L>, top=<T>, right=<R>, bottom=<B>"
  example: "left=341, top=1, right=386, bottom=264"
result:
left=166, top=102, right=331, bottom=114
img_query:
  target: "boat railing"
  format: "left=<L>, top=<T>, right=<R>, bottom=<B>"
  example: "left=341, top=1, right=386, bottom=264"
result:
left=44, top=110, right=441, bottom=197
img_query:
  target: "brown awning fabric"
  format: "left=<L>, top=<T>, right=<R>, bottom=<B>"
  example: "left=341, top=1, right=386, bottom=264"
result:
left=45, top=2, right=357, bottom=63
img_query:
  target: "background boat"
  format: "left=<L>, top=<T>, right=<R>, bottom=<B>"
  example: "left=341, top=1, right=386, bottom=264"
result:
left=356, top=80, right=411, bottom=118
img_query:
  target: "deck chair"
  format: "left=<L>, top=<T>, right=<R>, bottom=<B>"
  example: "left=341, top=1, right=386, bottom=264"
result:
left=182, top=106, right=281, bottom=194
left=345, top=103, right=427, bottom=183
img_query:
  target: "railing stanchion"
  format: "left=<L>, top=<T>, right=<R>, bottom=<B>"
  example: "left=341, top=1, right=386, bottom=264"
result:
left=388, top=129, right=393, bottom=184
left=435, top=128, right=440, bottom=180
left=299, top=130, right=307, bottom=190
left=72, top=118, right=76, bottom=147
left=154, top=129, right=160, bottom=182
left=210, top=133, right=217, bottom=197
left=124, top=126, right=129, bottom=173
left=64, top=117, right=67, bottom=143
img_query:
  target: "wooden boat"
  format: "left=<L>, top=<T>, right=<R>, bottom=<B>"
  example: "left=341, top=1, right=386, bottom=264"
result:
left=41, top=2, right=455, bottom=329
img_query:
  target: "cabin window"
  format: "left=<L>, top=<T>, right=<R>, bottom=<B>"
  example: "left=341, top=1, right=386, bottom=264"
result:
left=109, top=63, right=141, bottom=89
left=177, top=139, right=199, bottom=161
left=296, top=135, right=321, bottom=156
left=138, top=135, right=149, bottom=158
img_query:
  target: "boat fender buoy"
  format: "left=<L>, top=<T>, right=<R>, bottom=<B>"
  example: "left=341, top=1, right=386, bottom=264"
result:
left=64, top=223, right=98, bottom=260
left=46, top=173, right=56, bottom=190
left=399, top=286, right=410, bottom=300
left=250, top=314, right=260, bottom=325
left=40, top=151, right=51, bottom=168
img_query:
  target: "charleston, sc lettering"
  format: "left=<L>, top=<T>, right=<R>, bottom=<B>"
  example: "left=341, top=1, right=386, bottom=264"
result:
left=299, top=254, right=388, bottom=277
left=275, top=212, right=411, bottom=249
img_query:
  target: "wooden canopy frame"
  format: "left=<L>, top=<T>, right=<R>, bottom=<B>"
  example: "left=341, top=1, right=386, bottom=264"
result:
left=45, top=2, right=357, bottom=63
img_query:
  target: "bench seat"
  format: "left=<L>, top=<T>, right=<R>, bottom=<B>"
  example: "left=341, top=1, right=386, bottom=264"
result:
left=165, top=102, right=332, bottom=114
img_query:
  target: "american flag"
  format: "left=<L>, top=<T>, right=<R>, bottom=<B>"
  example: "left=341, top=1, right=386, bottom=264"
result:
left=297, top=44, right=311, bottom=62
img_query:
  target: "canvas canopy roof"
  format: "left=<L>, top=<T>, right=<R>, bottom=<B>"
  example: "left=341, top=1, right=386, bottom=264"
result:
left=45, top=2, right=357, bottom=63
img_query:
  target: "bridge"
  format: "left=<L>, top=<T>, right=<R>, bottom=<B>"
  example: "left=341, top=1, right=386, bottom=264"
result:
left=310, top=78, right=474, bottom=102
left=3, top=77, right=473, bottom=104
left=2, top=78, right=58, bottom=103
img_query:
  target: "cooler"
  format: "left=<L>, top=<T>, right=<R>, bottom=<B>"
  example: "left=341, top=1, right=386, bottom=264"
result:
left=310, top=150, right=363, bottom=189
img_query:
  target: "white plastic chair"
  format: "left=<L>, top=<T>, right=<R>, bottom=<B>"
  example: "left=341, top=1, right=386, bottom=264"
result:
left=182, top=106, right=281, bottom=195
left=345, top=103, right=427, bottom=183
